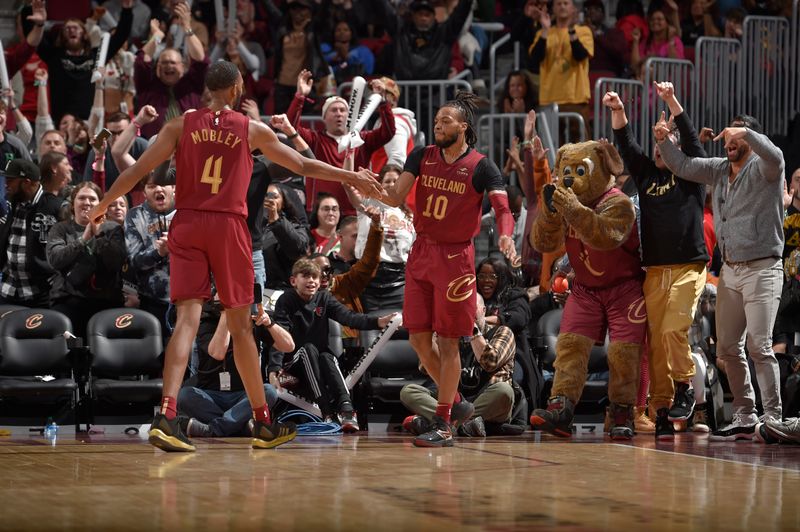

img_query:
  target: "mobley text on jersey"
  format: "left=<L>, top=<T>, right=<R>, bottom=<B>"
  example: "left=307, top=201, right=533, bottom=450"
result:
left=189, top=127, right=244, bottom=149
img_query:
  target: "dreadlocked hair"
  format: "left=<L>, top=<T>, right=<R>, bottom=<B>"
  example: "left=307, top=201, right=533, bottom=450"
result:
left=443, top=91, right=480, bottom=147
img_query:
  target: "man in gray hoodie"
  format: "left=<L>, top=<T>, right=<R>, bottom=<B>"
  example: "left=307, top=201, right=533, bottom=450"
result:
left=655, top=114, right=785, bottom=441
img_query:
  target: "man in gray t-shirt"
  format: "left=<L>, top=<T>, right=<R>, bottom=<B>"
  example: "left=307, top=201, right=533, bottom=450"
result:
left=656, top=114, right=784, bottom=441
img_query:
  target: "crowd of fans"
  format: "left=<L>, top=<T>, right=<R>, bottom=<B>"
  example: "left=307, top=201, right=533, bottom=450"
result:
left=0, top=0, right=798, bottom=441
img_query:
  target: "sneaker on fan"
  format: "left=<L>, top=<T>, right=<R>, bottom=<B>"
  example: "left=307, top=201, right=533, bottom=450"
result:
left=402, top=415, right=431, bottom=436
left=655, top=408, right=675, bottom=441
left=709, top=413, right=757, bottom=441
left=413, top=415, right=453, bottom=447
left=691, top=407, right=710, bottom=433
left=457, top=416, right=487, bottom=438
left=764, top=417, right=800, bottom=444
left=634, top=407, right=655, bottom=433
left=450, top=397, right=475, bottom=427
left=338, top=408, right=360, bottom=433
left=753, top=415, right=780, bottom=444
left=668, top=382, right=695, bottom=421
left=186, top=418, right=212, bottom=438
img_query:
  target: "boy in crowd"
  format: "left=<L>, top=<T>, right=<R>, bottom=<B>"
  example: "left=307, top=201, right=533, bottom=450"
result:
left=269, top=258, right=395, bottom=431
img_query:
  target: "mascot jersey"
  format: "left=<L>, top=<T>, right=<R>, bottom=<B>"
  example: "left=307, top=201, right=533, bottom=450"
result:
left=566, top=188, right=642, bottom=288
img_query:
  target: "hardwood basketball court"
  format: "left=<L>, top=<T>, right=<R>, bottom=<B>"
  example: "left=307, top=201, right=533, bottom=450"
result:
left=1, top=428, right=798, bottom=531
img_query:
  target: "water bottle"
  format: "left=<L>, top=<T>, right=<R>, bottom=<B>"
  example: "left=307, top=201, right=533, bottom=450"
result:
left=44, top=418, right=58, bottom=445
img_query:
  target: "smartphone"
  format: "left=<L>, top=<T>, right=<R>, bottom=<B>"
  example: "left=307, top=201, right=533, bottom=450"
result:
left=92, top=128, right=112, bottom=152
left=252, top=283, right=264, bottom=318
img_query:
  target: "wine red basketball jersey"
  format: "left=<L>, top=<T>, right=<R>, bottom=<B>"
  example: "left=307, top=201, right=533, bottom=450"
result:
left=175, top=108, right=253, bottom=216
left=413, top=146, right=486, bottom=243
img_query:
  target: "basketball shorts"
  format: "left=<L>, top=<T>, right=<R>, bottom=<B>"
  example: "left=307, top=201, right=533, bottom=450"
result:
left=560, top=277, right=647, bottom=344
left=403, top=237, right=476, bottom=338
left=168, top=209, right=254, bottom=309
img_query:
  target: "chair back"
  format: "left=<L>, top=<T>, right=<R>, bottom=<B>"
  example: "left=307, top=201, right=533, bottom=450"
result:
left=88, top=309, right=163, bottom=376
left=0, top=309, right=72, bottom=375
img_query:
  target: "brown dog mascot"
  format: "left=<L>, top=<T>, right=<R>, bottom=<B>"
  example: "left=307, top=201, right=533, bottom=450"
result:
left=530, top=140, right=646, bottom=440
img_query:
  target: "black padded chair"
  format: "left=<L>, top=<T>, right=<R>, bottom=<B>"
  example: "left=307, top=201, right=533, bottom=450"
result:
left=0, top=308, right=78, bottom=428
left=534, top=308, right=610, bottom=413
left=87, top=309, right=163, bottom=415
left=357, top=310, right=426, bottom=417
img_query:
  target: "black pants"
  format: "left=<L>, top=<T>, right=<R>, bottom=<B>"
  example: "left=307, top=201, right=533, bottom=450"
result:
left=361, top=262, right=405, bottom=312
left=288, top=343, right=351, bottom=417
left=0, top=291, right=50, bottom=309
left=51, top=296, right=118, bottom=340
left=139, top=296, right=171, bottom=344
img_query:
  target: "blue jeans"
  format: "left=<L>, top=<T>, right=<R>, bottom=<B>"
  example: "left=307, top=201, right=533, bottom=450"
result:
left=253, top=249, right=266, bottom=297
left=178, top=384, right=278, bottom=436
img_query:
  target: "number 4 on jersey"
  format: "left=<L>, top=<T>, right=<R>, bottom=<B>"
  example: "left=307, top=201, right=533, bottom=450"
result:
left=201, top=155, right=223, bottom=194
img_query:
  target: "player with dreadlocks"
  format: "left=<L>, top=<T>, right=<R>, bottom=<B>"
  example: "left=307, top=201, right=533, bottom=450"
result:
left=381, top=91, right=517, bottom=447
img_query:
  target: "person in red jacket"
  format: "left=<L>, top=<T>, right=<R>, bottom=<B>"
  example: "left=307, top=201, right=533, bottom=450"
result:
left=288, top=69, right=396, bottom=216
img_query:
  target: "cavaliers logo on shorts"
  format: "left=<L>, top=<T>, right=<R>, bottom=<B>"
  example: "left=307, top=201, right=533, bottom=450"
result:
left=627, top=297, right=647, bottom=324
left=446, top=274, right=475, bottom=303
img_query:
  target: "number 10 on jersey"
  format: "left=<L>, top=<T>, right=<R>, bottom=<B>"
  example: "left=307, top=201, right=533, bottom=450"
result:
left=422, top=193, right=448, bottom=220
left=201, top=155, right=223, bottom=194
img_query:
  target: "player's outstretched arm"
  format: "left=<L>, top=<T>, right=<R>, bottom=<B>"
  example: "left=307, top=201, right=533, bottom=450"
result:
left=249, top=120, right=383, bottom=198
left=88, top=117, right=182, bottom=223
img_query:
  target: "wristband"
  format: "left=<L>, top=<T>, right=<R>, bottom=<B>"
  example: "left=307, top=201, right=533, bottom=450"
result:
left=287, top=132, right=299, bottom=139
left=472, top=326, right=483, bottom=337
left=264, top=321, right=275, bottom=329
left=34, top=80, right=47, bottom=87
left=184, top=28, right=195, bottom=37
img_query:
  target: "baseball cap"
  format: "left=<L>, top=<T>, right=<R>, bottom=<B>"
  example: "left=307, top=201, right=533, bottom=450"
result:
left=1, top=159, right=40, bottom=181
left=410, top=0, right=435, bottom=13
left=287, top=0, right=313, bottom=10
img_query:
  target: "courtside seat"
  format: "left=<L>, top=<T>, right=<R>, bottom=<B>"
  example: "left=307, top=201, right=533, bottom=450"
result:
left=87, top=309, right=163, bottom=406
left=359, top=309, right=425, bottom=406
left=535, top=308, right=610, bottom=411
left=0, top=308, right=78, bottom=427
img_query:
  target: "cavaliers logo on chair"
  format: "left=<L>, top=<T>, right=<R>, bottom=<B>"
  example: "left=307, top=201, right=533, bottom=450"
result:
left=115, top=313, right=134, bottom=329
left=25, top=314, right=44, bottom=330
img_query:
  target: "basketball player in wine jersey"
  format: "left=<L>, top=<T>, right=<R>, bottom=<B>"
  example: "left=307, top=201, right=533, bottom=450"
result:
left=89, top=61, right=383, bottom=452
left=382, top=93, right=517, bottom=447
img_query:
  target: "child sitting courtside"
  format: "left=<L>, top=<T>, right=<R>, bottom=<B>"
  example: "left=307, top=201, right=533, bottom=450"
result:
left=268, top=258, right=396, bottom=431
